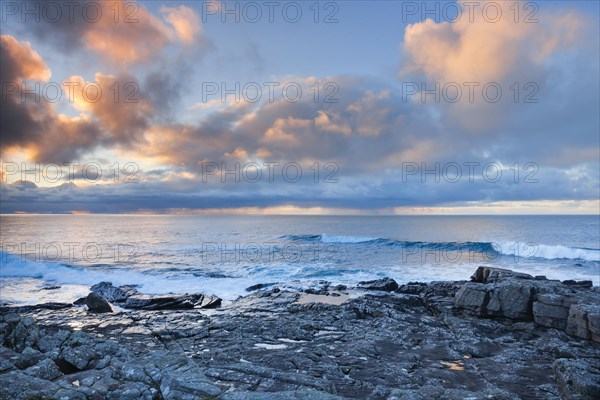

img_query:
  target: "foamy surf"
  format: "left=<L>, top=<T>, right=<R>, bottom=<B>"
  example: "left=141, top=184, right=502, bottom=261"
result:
left=320, top=234, right=379, bottom=243
left=0, top=250, right=382, bottom=303
left=492, top=242, right=600, bottom=262
left=0, top=251, right=271, bottom=301
left=286, top=234, right=600, bottom=262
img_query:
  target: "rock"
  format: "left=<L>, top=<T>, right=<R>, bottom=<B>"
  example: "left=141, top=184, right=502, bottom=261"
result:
left=357, top=277, right=398, bottom=292
left=0, top=303, right=73, bottom=314
left=220, top=388, right=346, bottom=399
left=454, top=282, right=490, bottom=316
left=85, top=292, right=113, bottom=313
left=304, top=288, right=329, bottom=295
left=12, top=346, right=45, bottom=369
left=255, top=287, right=281, bottom=298
left=470, top=266, right=533, bottom=283
left=160, top=374, right=221, bottom=399
left=396, top=282, right=427, bottom=295
left=60, top=344, right=96, bottom=371
left=566, top=304, right=600, bottom=342
left=1, top=315, right=40, bottom=352
left=533, top=293, right=578, bottom=329
left=589, top=309, right=600, bottom=342
left=197, top=294, right=222, bottom=309
left=0, top=358, right=15, bottom=373
left=123, top=293, right=202, bottom=310
left=1, top=268, right=599, bottom=400
left=89, top=282, right=221, bottom=310
left=91, top=282, right=139, bottom=302
left=331, top=284, right=347, bottom=291
left=457, top=269, right=600, bottom=334
left=41, top=285, right=61, bottom=290
left=563, top=280, right=593, bottom=288
left=0, top=371, right=59, bottom=399
left=57, top=331, right=121, bottom=372
left=486, top=280, right=534, bottom=320
left=246, top=283, right=276, bottom=292
left=37, top=329, right=70, bottom=353
left=73, top=297, right=87, bottom=306
left=24, top=358, right=63, bottom=380
left=554, top=358, right=600, bottom=400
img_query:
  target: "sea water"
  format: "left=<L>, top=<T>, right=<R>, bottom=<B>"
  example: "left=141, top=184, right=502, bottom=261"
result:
left=1, top=215, right=598, bottom=304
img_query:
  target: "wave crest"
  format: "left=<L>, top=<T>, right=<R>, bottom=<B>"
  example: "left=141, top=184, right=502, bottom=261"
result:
left=283, top=235, right=599, bottom=261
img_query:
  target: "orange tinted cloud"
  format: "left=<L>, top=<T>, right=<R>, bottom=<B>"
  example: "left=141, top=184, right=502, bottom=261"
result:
left=315, top=111, right=351, bottom=136
left=64, top=73, right=153, bottom=143
left=0, top=35, right=51, bottom=82
left=82, top=1, right=171, bottom=65
left=161, top=5, right=201, bottom=44
left=263, top=117, right=311, bottom=146
left=401, top=1, right=584, bottom=83
left=400, top=2, right=586, bottom=133
left=72, top=1, right=202, bottom=65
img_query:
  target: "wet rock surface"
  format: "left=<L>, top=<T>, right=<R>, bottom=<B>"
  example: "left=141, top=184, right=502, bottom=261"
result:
left=90, top=282, right=222, bottom=311
left=85, top=293, right=113, bottom=313
left=454, top=267, right=600, bottom=343
left=1, top=267, right=599, bottom=399
left=357, top=278, right=399, bottom=292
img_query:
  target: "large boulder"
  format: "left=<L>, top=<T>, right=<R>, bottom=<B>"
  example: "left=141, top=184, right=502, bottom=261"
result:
left=85, top=292, right=112, bottom=313
left=357, top=277, right=398, bottom=292
left=123, top=294, right=201, bottom=310
left=91, top=282, right=139, bottom=302
left=89, top=282, right=222, bottom=310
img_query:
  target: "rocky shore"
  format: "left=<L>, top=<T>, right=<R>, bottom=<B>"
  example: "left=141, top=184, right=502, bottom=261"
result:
left=1, top=267, right=599, bottom=399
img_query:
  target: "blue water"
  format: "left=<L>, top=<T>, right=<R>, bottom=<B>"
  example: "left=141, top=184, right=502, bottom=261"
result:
left=1, top=215, right=598, bottom=302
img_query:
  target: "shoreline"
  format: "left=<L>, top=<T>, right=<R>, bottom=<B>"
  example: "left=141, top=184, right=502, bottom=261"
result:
left=2, top=262, right=598, bottom=308
left=1, top=266, right=599, bottom=399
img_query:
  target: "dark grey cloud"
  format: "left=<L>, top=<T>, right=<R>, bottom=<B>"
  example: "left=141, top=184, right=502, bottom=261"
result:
left=1, top=161, right=598, bottom=214
left=0, top=35, right=104, bottom=162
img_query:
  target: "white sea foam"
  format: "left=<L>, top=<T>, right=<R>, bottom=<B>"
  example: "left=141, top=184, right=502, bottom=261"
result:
left=0, top=251, right=383, bottom=302
left=492, top=242, right=600, bottom=261
left=0, top=251, right=262, bottom=300
left=2, top=238, right=598, bottom=306
left=320, top=234, right=378, bottom=243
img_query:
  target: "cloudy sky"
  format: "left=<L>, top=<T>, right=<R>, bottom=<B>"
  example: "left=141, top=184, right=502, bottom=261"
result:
left=0, top=0, right=598, bottom=214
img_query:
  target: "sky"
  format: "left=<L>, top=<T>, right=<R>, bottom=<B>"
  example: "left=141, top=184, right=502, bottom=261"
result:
left=0, top=0, right=599, bottom=214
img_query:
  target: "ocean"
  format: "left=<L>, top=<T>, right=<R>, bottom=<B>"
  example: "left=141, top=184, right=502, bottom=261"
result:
left=1, top=214, right=599, bottom=305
